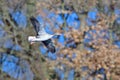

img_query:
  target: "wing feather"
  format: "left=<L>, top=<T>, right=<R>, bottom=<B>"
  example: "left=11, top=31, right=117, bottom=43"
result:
left=30, top=16, right=46, bottom=36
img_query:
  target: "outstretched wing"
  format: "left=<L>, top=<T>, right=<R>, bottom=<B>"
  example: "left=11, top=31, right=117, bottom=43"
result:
left=42, top=39, right=56, bottom=53
left=30, top=16, right=46, bottom=36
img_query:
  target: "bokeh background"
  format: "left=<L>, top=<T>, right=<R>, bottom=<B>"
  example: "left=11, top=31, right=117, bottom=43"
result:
left=0, top=0, right=120, bottom=80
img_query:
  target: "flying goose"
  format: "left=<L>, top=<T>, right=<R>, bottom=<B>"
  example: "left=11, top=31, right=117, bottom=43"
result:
left=28, top=16, right=58, bottom=53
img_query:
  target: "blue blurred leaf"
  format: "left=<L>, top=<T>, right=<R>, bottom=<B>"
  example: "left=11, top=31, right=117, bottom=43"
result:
left=98, top=68, right=105, bottom=74
left=114, top=41, right=120, bottom=48
left=58, top=33, right=65, bottom=46
left=11, top=11, right=27, bottom=28
left=88, top=8, right=98, bottom=21
left=0, top=19, right=4, bottom=27
left=48, top=51, right=57, bottom=60
left=67, top=69, right=74, bottom=80
left=97, top=68, right=107, bottom=80
left=55, top=68, right=64, bottom=80
left=114, top=8, right=120, bottom=17
left=36, top=15, right=44, bottom=24
left=86, top=8, right=98, bottom=26
left=115, top=17, right=120, bottom=24
left=47, top=12, right=56, bottom=19
left=83, top=38, right=92, bottom=44
left=72, top=53, right=76, bottom=59
left=12, top=44, right=22, bottom=51
left=104, top=5, right=111, bottom=15
left=1, top=53, right=34, bottom=80
left=0, top=28, right=6, bottom=38
left=39, top=46, right=47, bottom=55
left=3, top=38, right=14, bottom=49
left=45, top=23, right=54, bottom=34
left=63, top=27, right=69, bottom=31
left=37, top=15, right=54, bottom=34
left=0, top=41, right=4, bottom=48
left=66, top=12, right=80, bottom=29
left=56, top=14, right=64, bottom=25
left=84, top=30, right=118, bottom=45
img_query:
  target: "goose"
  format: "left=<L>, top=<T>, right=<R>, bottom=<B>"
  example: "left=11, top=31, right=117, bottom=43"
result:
left=28, top=16, right=58, bottom=53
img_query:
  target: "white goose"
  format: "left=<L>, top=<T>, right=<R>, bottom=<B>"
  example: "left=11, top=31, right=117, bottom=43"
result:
left=28, top=16, right=58, bottom=53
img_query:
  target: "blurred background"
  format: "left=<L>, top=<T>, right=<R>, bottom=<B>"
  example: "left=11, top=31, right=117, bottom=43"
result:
left=0, top=0, right=120, bottom=80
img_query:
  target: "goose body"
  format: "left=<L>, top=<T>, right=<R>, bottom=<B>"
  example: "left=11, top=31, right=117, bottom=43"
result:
left=28, top=16, right=56, bottom=53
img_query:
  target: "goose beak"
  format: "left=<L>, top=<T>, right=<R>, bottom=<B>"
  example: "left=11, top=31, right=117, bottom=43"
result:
left=30, top=42, right=35, bottom=45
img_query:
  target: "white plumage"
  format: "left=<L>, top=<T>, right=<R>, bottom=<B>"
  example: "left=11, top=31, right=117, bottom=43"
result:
left=28, top=17, right=54, bottom=42
left=28, top=16, right=57, bottom=53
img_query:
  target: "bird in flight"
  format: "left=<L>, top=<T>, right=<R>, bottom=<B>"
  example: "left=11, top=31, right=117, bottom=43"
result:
left=28, top=16, right=57, bottom=53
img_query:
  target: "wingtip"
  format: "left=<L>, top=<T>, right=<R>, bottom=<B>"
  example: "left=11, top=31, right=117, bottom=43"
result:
left=30, top=16, right=39, bottom=25
left=30, top=16, right=36, bottom=21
